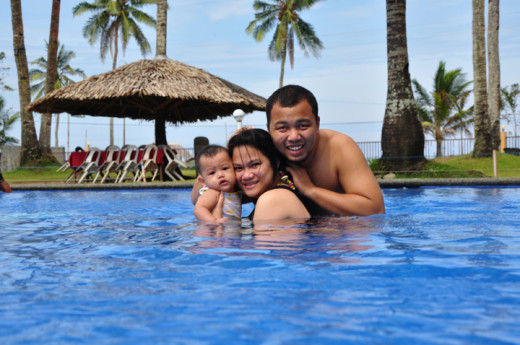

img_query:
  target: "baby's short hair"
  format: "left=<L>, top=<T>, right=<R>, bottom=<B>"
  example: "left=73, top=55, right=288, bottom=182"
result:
left=195, top=144, right=228, bottom=173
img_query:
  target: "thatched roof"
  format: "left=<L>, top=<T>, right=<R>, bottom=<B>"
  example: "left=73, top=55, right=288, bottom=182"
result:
left=27, top=58, right=267, bottom=124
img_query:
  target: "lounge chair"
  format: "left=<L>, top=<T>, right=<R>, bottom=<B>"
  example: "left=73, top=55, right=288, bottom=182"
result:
left=159, top=144, right=188, bottom=181
left=94, top=145, right=121, bottom=183
left=58, top=146, right=84, bottom=174
left=76, top=147, right=103, bottom=184
left=115, top=145, right=144, bottom=183
left=137, top=144, right=159, bottom=182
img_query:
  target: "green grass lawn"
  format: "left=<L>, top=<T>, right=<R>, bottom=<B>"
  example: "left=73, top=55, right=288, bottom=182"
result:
left=3, top=153, right=520, bottom=183
left=370, top=152, right=520, bottom=179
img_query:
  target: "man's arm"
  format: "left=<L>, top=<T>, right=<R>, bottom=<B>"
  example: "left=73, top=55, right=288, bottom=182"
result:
left=286, top=137, right=384, bottom=216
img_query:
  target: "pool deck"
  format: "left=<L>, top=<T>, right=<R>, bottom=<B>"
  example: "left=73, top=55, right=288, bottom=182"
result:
left=9, top=178, right=520, bottom=191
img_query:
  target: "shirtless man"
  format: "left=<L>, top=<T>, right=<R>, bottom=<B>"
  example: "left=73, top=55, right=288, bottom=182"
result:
left=192, top=85, right=385, bottom=217
left=266, top=85, right=384, bottom=216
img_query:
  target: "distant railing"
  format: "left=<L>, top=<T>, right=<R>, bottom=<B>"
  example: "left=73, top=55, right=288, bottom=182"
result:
left=357, top=136, right=520, bottom=160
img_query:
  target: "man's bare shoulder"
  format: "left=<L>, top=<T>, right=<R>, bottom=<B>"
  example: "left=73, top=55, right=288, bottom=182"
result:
left=319, top=129, right=359, bottom=150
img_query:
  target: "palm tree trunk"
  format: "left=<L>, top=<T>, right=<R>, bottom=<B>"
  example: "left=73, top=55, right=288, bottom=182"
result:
left=40, top=0, right=61, bottom=154
left=279, top=49, right=286, bottom=88
left=487, top=0, right=500, bottom=150
left=154, top=0, right=168, bottom=145
left=109, top=25, right=119, bottom=146
left=381, top=0, right=425, bottom=172
left=55, top=113, right=59, bottom=147
left=472, top=0, right=492, bottom=157
left=10, top=0, right=42, bottom=165
left=156, top=0, right=167, bottom=58
left=436, top=138, right=442, bottom=157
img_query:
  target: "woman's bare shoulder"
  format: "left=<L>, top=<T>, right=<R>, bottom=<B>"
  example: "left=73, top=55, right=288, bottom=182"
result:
left=254, top=188, right=310, bottom=220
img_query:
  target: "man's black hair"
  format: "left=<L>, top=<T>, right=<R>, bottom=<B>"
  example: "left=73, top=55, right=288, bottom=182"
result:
left=266, top=85, right=319, bottom=125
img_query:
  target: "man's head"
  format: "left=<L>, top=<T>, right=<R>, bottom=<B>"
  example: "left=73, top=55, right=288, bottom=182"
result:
left=266, top=85, right=318, bottom=126
left=266, top=85, right=320, bottom=164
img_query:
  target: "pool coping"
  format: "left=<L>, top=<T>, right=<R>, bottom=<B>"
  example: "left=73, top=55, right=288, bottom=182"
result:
left=8, top=177, right=520, bottom=191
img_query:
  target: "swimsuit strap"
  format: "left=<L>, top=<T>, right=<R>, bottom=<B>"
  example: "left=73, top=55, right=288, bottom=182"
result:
left=278, top=171, right=295, bottom=190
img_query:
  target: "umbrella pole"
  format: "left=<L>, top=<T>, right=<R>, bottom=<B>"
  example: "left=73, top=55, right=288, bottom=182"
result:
left=155, top=118, right=167, bottom=181
left=155, top=118, right=167, bottom=145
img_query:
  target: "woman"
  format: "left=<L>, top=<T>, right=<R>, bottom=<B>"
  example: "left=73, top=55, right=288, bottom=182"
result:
left=227, top=128, right=310, bottom=221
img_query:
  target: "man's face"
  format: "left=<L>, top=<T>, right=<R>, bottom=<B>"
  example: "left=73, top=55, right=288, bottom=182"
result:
left=267, top=99, right=319, bottom=163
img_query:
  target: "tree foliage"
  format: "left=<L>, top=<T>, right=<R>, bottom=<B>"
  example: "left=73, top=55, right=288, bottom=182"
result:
left=73, top=0, right=157, bottom=69
left=412, top=61, right=473, bottom=157
left=29, top=42, right=87, bottom=100
left=0, top=95, right=19, bottom=146
left=501, top=83, right=520, bottom=138
left=246, top=0, right=323, bottom=87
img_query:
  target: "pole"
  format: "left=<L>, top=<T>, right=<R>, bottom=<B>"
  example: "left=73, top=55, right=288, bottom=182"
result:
left=493, top=150, right=497, bottom=177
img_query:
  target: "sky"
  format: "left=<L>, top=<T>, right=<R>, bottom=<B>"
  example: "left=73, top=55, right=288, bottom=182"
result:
left=1, top=0, right=520, bottom=153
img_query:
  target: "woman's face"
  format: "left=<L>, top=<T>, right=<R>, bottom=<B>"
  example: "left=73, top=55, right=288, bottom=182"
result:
left=232, top=145, right=276, bottom=199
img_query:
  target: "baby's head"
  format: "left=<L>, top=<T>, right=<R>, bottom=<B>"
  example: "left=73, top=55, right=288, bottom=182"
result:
left=195, top=145, right=236, bottom=192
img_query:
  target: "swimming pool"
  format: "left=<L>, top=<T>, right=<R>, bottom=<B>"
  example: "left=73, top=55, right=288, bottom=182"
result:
left=1, top=187, right=519, bottom=344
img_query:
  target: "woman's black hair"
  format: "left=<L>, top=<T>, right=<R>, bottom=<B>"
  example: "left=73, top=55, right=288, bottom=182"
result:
left=228, top=128, right=282, bottom=180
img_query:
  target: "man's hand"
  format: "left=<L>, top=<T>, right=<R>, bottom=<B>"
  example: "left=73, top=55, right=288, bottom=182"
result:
left=285, top=163, right=315, bottom=197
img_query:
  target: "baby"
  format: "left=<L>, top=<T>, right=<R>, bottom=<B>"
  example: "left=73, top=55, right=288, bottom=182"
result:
left=193, top=145, right=241, bottom=222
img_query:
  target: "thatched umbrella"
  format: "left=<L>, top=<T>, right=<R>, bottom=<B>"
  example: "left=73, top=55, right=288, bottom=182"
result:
left=27, top=57, right=266, bottom=144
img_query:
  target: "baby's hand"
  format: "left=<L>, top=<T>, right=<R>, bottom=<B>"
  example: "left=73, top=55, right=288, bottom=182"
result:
left=211, top=192, right=225, bottom=220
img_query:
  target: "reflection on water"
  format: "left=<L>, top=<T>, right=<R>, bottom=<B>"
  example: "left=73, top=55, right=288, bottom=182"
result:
left=189, top=216, right=383, bottom=263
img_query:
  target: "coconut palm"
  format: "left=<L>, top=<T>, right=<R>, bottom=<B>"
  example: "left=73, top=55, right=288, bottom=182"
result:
left=380, top=0, right=425, bottom=172
left=472, top=0, right=492, bottom=157
left=487, top=0, right=500, bottom=149
left=73, top=0, right=156, bottom=144
left=30, top=43, right=87, bottom=99
left=0, top=95, right=19, bottom=146
left=501, top=83, right=520, bottom=146
left=412, top=61, right=473, bottom=157
left=73, top=0, right=156, bottom=69
left=30, top=42, right=87, bottom=147
left=10, top=0, right=41, bottom=164
left=1, top=52, right=14, bottom=92
left=246, top=0, right=323, bottom=88
left=39, top=0, right=61, bottom=153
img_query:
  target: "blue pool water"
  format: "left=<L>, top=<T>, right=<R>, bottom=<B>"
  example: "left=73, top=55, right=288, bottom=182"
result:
left=1, top=187, right=520, bottom=344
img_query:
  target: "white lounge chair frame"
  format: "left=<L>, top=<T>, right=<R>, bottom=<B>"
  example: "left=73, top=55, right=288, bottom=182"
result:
left=94, top=145, right=121, bottom=183
left=159, top=145, right=188, bottom=181
left=137, top=144, right=160, bottom=182
left=76, top=148, right=103, bottom=184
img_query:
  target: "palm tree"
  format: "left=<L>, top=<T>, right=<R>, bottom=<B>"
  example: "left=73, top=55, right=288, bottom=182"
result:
left=472, top=0, right=492, bottom=157
left=73, top=0, right=156, bottom=145
left=1, top=52, right=14, bottom=92
left=30, top=43, right=87, bottom=99
left=10, top=0, right=42, bottom=164
left=380, top=0, right=425, bottom=172
left=487, top=0, right=500, bottom=150
left=39, top=0, right=61, bottom=153
left=412, top=61, right=473, bottom=157
left=501, top=83, right=519, bottom=147
left=29, top=42, right=87, bottom=147
left=0, top=95, right=20, bottom=146
left=246, top=0, right=323, bottom=88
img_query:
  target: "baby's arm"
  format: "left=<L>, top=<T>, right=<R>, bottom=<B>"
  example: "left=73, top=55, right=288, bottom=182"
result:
left=194, top=189, right=226, bottom=222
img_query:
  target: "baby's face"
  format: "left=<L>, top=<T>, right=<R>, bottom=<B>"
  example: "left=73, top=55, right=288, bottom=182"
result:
left=199, top=151, right=236, bottom=193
